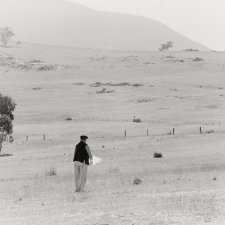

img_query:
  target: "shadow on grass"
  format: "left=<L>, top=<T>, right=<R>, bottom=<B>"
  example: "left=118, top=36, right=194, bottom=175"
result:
left=0, top=154, right=13, bottom=157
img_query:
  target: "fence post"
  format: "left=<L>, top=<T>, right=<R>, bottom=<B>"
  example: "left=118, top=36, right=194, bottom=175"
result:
left=124, top=130, right=127, bottom=137
left=147, top=129, right=149, bottom=136
left=173, top=128, right=175, bottom=135
left=43, top=134, right=46, bottom=141
left=200, top=126, right=202, bottom=134
left=26, top=136, right=28, bottom=141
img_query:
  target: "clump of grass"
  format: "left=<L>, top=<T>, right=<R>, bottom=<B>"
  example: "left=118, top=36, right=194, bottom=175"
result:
left=154, top=152, right=163, bottom=158
left=193, top=57, right=204, bottom=62
left=133, top=118, right=142, bottom=123
left=96, top=88, right=114, bottom=94
left=133, top=178, right=142, bottom=185
left=73, top=82, right=84, bottom=86
left=32, top=87, right=42, bottom=91
left=0, top=153, right=13, bottom=157
left=132, top=83, right=144, bottom=87
left=108, top=167, right=119, bottom=174
left=136, top=98, right=152, bottom=103
left=205, top=130, right=214, bottom=134
left=45, top=168, right=57, bottom=176
left=184, top=48, right=199, bottom=52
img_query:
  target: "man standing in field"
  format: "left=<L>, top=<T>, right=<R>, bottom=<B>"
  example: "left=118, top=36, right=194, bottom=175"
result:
left=73, top=135, right=93, bottom=192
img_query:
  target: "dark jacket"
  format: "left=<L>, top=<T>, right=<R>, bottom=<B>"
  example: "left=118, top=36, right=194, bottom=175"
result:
left=73, top=141, right=90, bottom=165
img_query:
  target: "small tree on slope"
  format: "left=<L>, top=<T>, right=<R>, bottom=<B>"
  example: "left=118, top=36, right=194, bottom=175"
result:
left=0, top=93, right=16, bottom=153
left=0, top=27, right=15, bottom=47
left=159, top=41, right=173, bottom=52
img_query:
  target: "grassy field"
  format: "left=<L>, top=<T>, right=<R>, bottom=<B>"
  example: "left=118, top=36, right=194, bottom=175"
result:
left=1, top=43, right=225, bottom=224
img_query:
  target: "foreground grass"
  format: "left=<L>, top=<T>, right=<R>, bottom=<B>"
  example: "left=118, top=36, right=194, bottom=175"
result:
left=1, top=132, right=225, bottom=225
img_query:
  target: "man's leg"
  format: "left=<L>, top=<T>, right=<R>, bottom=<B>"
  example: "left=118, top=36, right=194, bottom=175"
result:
left=74, top=162, right=81, bottom=191
left=79, top=163, right=88, bottom=191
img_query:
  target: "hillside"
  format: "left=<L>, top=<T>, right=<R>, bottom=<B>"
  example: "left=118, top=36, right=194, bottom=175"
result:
left=0, top=0, right=209, bottom=51
left=1, top=42, right=225, bottom=224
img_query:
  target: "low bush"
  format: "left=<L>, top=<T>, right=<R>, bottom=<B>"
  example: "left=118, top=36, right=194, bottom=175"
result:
left=205, top=130, right=214, bottom=134
left=133, top=118, right=141, bottom=123
left=133, top=178, right=142, bottom=185
left=154, top=152, right=163, bottom=158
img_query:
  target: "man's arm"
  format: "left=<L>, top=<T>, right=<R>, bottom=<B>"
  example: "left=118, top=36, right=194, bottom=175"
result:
left=85, top=145, right=93, bottom=161
left=73, top=147, right=76, bottom=162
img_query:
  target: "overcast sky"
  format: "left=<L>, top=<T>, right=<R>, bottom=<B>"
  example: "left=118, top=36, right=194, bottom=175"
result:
left=67, top=0, right=225, bottom=51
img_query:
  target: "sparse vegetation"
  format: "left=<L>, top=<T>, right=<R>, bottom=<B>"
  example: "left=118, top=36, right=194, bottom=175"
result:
left=1, top=45, right=224, bottom=224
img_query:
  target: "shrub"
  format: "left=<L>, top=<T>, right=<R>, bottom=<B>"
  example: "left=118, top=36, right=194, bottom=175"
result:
left=133, top=118, right=141, bottom=123
left=65, top=117, right=72, bottom=121
left=133, top=178, right=142, bottom=185
left=205, top=130, right=214, bottom=134
left=154, top=152, right=163, bottom=158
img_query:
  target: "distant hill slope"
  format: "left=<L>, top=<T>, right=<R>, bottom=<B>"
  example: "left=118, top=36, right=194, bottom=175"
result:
left=0, top=0, right=209, bottom=51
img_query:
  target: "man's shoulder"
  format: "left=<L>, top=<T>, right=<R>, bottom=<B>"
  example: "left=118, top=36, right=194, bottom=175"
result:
left=76, top=141, right=87, bottom=147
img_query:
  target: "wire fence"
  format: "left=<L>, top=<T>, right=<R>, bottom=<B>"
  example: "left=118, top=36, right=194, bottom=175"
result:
left=19, top=124, right=225, bottom=142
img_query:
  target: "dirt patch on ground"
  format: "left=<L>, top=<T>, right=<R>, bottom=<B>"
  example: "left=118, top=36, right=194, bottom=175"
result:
left=90, top=82, right=144, bottom=87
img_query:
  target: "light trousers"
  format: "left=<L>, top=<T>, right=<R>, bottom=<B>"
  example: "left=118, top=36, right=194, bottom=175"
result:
left=74, top=161, right=88, bottom=191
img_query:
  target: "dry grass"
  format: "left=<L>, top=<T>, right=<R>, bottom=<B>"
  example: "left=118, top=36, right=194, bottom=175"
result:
left=1, top=46, right=225, bottom=224
left=45, top=167, right=57, bottom=177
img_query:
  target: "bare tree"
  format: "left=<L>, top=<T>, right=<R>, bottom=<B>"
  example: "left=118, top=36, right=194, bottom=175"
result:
left=0, top=27, right=15, bottom=47
left=0, top=93, right=16, bottom=153
left=159, top=41, right=173, bottom=52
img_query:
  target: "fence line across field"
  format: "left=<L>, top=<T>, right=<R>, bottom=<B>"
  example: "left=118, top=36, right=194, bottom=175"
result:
left=22, top=125, right=224, bottom=142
